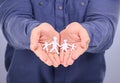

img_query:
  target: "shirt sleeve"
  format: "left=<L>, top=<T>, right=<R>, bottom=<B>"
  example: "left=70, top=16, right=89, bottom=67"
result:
left=0, top=0, right=40, bottom=49
left=81, top=0, right=120, bottom=53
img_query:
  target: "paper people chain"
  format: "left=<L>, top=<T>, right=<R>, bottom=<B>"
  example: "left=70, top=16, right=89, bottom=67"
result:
left=42, top=37, right=60, bottom=54
left=42, top=36, right=76, bottom=54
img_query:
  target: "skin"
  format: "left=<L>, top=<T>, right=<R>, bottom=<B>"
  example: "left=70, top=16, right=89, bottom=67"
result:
left=30, top=22, right=90, bottom=67
left=60, top=22, right=90, bottom=67
left=30, top=23, right=60, bottom=67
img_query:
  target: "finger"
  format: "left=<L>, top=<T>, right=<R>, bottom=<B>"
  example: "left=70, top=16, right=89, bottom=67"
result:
left=30, top=43, right=41, bottom=51
left=45, top=60, right=53, bottom=66
left=79, top=31, right=90, bottom=49
left=54, top=54, right=60, bottom=65
left=79, top=36, right=89, bottom=49
left=71, top=46, right=85, bottom=60
left=60, top=51, right=65, bottom=64
left=63, top=50, right=70, bottom=67
left=30, top=31, right=41, bottom=51
left=67, top=52, right=75, bottom=66
left=30, top=29, right=40, bottom=44
left=35, top=46, right=53, bottom=66
left=80, top=42, right=87, bottom=49
left=67, top=57, right=74, bottom=66
left=35, top=46, right=47, bottom=61
left=48, top=53, right=59, bottom=67
left=49, top=49, right=60, bottom=65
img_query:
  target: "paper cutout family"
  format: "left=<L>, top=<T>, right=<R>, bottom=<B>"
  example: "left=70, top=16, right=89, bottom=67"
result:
left=42, top=36, right=76, bottom=54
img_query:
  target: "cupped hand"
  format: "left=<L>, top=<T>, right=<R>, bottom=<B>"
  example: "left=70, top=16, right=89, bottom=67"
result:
left=60, top=22, right=90, bottom=67
left=30, top=23, right=60, bottom=67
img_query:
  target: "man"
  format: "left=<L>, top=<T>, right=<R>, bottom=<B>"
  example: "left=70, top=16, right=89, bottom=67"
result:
left=0, top=0, right=119, bottom=83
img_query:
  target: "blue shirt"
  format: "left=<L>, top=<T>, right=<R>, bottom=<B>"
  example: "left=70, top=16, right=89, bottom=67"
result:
left=0, top=0, right=119, bottom=83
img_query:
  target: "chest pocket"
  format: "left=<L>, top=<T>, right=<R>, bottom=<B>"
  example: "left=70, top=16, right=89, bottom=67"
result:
left=66, top=0, right=89, bottom=23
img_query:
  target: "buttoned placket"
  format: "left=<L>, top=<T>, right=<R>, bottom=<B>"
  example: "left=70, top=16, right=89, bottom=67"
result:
left=80, top=1, right=85, bottom=6
left=54, top=0, right=65, bottom=32
left=54, top=0, right=66, bottom=83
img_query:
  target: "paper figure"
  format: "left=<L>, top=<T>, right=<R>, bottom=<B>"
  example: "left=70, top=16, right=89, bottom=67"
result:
left=42, top=42, right=49, bottom=52
left=49, top=36, right=60, bottom=54
left=70, top=44, right=76, bottom=51
left=61, top=40, right=71, bottom=52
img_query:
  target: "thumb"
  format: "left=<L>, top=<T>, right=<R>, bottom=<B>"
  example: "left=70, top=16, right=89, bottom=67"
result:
left=79, top=33, right=90, bottom=49
left=80, top=41, right=86, bottom=49
left=30, top=43, right=41, bottom=51
left=30, top=25, right=42, bottom=51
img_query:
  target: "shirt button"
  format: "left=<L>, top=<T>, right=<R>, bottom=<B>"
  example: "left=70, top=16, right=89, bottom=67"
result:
left=39, top=1, right=43, bottom=6
left=58, top=6, right=63, bottom=10
left=80, top=2, right=85, bottom=6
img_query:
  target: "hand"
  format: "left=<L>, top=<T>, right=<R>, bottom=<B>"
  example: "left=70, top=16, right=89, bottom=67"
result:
left=60, top=22, right=90, bottom=67
left=30, top=23, right=60, bottom=67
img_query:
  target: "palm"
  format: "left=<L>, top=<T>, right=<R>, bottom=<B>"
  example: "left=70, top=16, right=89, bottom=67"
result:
left=60, top=22, right=90, bottom=67
left=30, top=23, right=60, bottom=67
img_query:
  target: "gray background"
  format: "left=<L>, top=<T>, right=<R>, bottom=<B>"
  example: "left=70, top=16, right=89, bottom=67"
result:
left=0, top=4, right=120, bottom=82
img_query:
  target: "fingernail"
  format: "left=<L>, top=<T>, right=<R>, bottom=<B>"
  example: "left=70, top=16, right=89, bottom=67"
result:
left=81, top=43, right=86, bottom=49
left=48, top=64, right=52, bottom=66
left=70, top=60, right=74, bottom=65
left=72, top=56, right=76, bottom=60
left=64, top=64, right=68, bottom=67
left=49, top=62, right=53, bottom=66
left=68, top=61, right=72, bottom=65
left=54, top=65, right=59, bottom=68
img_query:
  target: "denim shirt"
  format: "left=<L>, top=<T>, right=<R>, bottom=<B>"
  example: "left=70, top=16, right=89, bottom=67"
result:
left=0, top=0, right=119, bottom=83
left=0, top=0, right=119, bottom=52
